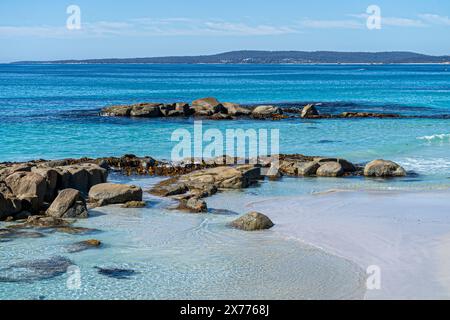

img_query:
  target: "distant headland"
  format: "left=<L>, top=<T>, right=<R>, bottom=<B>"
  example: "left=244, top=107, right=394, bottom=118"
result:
left=11, top=50, right=450, bottom=64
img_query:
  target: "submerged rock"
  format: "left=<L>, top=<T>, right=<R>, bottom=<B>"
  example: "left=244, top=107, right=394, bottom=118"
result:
left=364, top=160, right=407, bottom=177
left=67, top=239, right=102, bottom=253
left=24, top=215, right=71, bottom=228
left=0, top=228, right=45, bottom=240
left=88, top=183, right=143, bottom=206
left=230, top=212, right=274, bottom=231
left=46, top=189, right=88, bottom=219
left=121, top=201, right=146, bottom=208
left=95, top=266, right=137, bottom=279
left=0, top=256, right=74, bottom=283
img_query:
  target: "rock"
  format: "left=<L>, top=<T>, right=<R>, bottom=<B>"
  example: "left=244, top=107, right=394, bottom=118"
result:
left=46, top=189, right=88, bottom=219
left=301, top=104, right=319, bottom=118
left=174, top=102, right=193, bottom=115
left=130, top=103, right=162, bottom=117
left=121, top=201, right=146, bottom=208
left=192, top=97, right=227, bottom=114
left=0, top=257, right=74, bottom=283
left=364, top=160, right=406, bottom=177
left=88, top=183, right=143, bottom=206
left=264, top=163, right=281, bottom=179
left=179, top=197, right=207, bottom=213
left=158, top=103, right=176, bottom=116
left=222, top=102, right=252, bottom=116
left=100, top=105, right=132, bottom=117
left=251, top=105, right=282, bottom=118
left=31, top=167, right=59, bottom=202
left=67, top=239, right=102, bottom=253
left=230, top=212, right=274, bottom=231
left=25, top=215, right=70, bottom=228
left=314, top=158, right=356, bottom=172
left=0, top=192, right=22, bottom=220
left=151, top=181, right=188, bottom=197
left=4, top=172, right=47, bottom=212
left=180, top=166, right=261, bottom=190
left=316, top=162, right=344, bottom=177
left=296, top=161, right=320, bottom=176
left=0, top=164, right=32, bottom=181
left=56, top=164, right=107, bottom=194
left=54, top=226, right=99, bottom=235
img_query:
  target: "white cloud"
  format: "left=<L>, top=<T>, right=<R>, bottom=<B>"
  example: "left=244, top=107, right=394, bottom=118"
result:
left=349, top=14, right=426, bottom=27
left=0, top=18, right=299, bottom=38
left=419, top=14, right=450, bottom=26
left=1, top=13, right=446, bottom=39
left=298, top=19, right=364, bottom=29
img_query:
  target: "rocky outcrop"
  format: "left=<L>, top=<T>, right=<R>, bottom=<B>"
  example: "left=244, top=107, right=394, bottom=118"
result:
left=301, top=104, right=319, bottom=118
left=89, top=183, right=143, bottom=206
left=46, top=189, right=88, bottom=219
left=230, top=212, right=274, bottom=231
left=99, top=98, right=404, bottom=121
left=364, top=160, right=406, bottom=177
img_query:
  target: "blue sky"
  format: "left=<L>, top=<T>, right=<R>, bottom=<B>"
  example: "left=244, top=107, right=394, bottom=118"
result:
left=0, top=0, right=449, bottom=62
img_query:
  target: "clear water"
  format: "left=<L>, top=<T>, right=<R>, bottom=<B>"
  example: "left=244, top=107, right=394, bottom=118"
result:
left=0, top=64, right=449, bottom=189
left=0, top=64, right=449, bottom=299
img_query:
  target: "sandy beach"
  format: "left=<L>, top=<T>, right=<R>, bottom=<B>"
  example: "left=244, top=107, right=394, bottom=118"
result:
left=242, top=189, right=450, bottom=299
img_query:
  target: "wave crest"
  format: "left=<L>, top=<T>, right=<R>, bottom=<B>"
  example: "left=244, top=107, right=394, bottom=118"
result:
left=417, top=133, right=450, bottom=142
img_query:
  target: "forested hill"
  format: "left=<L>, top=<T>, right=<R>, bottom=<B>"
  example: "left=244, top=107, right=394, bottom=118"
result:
left=12, top=50, right=450, bottom=64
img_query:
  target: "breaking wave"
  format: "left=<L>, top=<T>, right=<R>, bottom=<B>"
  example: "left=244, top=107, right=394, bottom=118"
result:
left=417, top=133, right=450, bottom=142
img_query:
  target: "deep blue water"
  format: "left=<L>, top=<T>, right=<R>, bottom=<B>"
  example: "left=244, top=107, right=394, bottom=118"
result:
left=0, top=63, right=449, bottom=187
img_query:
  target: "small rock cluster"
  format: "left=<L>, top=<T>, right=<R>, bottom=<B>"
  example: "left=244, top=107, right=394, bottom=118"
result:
left=100, top=97, right=285, bottom=120
left=100, top=98, right=401, bottom=121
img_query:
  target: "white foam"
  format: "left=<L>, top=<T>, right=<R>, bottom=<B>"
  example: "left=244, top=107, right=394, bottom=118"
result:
left=417, top=133, right=450, bottom=142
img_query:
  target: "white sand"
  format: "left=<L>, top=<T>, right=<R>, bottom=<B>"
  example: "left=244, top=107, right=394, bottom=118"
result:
left=245, top=189, right=450, bottom=299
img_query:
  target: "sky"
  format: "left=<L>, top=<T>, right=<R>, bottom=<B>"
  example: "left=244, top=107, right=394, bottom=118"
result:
left=0, top=0, right=449, bottom=62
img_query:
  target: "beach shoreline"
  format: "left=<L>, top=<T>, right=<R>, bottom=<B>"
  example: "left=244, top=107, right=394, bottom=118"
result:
left=241, top=189, right=450, bottom=299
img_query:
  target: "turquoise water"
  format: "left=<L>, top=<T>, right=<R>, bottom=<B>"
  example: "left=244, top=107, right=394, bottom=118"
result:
left=0, top=64, right=449, bottom=299
left=1, top=64, right=449, bottom=188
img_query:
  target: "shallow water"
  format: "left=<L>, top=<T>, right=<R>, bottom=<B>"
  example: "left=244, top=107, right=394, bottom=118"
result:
left=0, top=175, right=366, bottom=300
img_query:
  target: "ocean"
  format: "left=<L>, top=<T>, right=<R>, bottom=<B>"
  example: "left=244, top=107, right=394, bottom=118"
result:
left=0, top=64, right=449, bottom=299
